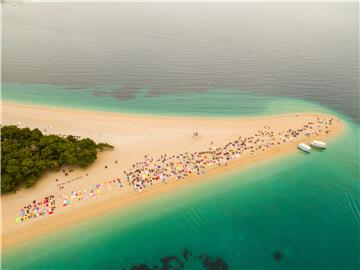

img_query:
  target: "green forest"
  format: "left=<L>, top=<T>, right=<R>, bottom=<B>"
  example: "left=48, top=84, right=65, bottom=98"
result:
left=1, top=125, right=113, bottom=193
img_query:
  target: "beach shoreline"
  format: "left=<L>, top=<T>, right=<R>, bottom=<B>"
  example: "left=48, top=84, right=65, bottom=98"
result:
left=1, top=101, right=344, bottom=250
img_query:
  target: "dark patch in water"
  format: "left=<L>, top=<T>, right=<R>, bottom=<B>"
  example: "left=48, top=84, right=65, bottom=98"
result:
left=160, top=255, right=184, bottom=270
left=126, top=249, right=228, bottom=270
left=199, top=254, right=229, bottom=270
left=273, top=251, right=282, bottom=261
left=181, top=249, right=192, bottom=261
left=92, top=88, right=137, bottom=101
left=130, top=264, right=152, bottom=270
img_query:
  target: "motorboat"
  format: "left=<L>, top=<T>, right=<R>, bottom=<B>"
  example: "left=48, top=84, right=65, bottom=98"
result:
left=298, top=143, right=311, bottom=153
left=310, top=140, right=327, bottom=149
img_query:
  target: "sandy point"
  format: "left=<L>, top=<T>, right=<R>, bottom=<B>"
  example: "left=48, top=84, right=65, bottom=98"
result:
left=1, top=101, right=344, bottom=249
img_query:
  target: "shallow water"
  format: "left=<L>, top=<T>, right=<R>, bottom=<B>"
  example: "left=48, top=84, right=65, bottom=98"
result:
left=2, top=83, right=339, bottom=117
left=1, top=3, right=359, bottom=269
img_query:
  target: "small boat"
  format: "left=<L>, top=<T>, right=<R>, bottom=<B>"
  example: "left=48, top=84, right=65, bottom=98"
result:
left=310, top=140, right=327, bottom=149
left=298, top=143, right=311, bottom=153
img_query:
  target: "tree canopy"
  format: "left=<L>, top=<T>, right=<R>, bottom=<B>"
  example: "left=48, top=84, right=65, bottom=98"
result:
left=1, top=125, right=113, bottom=193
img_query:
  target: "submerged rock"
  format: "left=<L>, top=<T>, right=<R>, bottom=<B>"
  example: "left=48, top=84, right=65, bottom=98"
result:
left=273, top=251, right=282, bottom=261
left=200, top=254, right=229, bottom=270
left=130, top=264, right=152, bottom=270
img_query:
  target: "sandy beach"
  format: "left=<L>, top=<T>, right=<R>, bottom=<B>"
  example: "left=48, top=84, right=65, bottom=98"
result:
left=1, top=102, right=344, bottom=249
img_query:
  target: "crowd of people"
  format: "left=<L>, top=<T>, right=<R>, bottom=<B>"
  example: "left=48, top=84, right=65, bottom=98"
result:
left=59, top=178, right=124, bottom=208
left=16, top=178, right=124, bottom=223
left=16, top=116, right=335, bottom=223
left=124, top=116, right=335, bottom=192
left=16, top=195, right=56, bottom=223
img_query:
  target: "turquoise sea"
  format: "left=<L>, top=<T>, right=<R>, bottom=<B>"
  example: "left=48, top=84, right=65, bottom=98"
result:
left=2, top=84, right=359, bottom=270
left=2, top=3, right=359, bottom=269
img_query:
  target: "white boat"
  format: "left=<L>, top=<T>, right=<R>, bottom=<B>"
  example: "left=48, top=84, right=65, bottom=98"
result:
left=298, top=143, right=311, bottom=153
left=310, top=140, right=327, bottom=149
